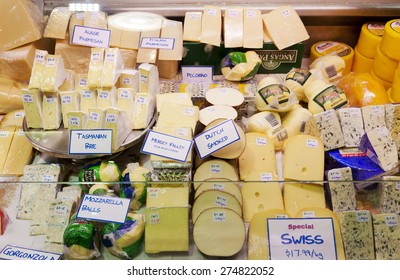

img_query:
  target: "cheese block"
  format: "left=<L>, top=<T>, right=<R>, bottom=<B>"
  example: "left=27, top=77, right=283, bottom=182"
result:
left=0, top=109, right=25, bottom=128
left=224, top=8, right=244, bottom=48
left=0, top=76, right=26, bottom=114
left=378, top=176, right=400, bottom=214
left=243, top=9, right=263, bottom=49
left=372, top=213, right=400, bottom=260
left=0, top=126, right=16, bottom=173
left=80, top=89, right=97, bottom=114
left=138, top=63, right=160, bottom=97
left=192, top=190, right=242, bottom=223
left=304, top=109, right=345, bottom=151
left=305, top=81, right=348, bottom=115
left=244, top=111, right=281, bottom=134
left=199, top=105, right=238, bottom=126
left=261, top=6, right=309, bottom=50
left=336, top=210, right=375, bottom=260
left=193, top=159, right=239, bottom=190
left=361, top=105, right=386, bottom=133
left=67, top=111, right=88, bottom=130
left=101, top=48, right=124, bottom=88
left=380, top=19, right=400, bottom=61
left=87, top=48, right=104, bottom=89
left=131, top=93, right=155, bottom=129
left=158, top=20, right=183, bottom=61
left=41, top=55, right=67, bottom=92
left=183, top=12, right=202, bottom=42
left=195, top=180, right=242, bottom=205
left=283, top=134, right=324, bottom=182
left=118, top=69, right=139, bottom=90
left=0, top=43, right=35, bottom=84
left=200, top=6, right=222, bottom=46
left=22, top=88, right=43, bottom=129
left=156, top=92, right=192, bottom=113
left=59, top=69, right=76, bottom=92
left=356, top=22, right=385, bottom=59
left=294, top=207, right=346, bottom=260
left=30, top=198, right=52, bottom=235
left=284, top=182, right=326, bottom=217
left=107, top=12, right=143, bottom=50
left=157, top=103, right=199, bottom=133
left=85, top=108, right=105, bottom=129
left=104, top=108, right=131, bottom=151
left=352, top=47, right=374, bottom=74
left=337, top=107, right=365, bottom=148
left=96, top=87, right=117, bottom=109
left=242, top=172, right=284, bottom=222
left=42, top=93, right=62, bottom=130
left=238, top=132, right=277, bottom=180
left=2, top=128, right=33, bottom=176
left=248, top=209, right=289, bottom=260
left=47, top=199, right=74, bottom=226
left=206, top=87, right=244, bottom=107
left=68, top=12, right=84, bottom=43
left=137, top=28, right=160, bottom=64
left=327, top=167, right=357, bottom=212
left=193, top=208, right=245, bottom=257
left=44, top=7, right=72, bottom=39
left=359, top=126, right=398, bottom=172
left=385, top=103, right=400, bottom=153
left=83, top=11, right=107, bottom=29
left=60, top=91, right=80, bottom=128
left=116, top=88, right=135, bottom=121
left=55, top=40, right=92, bottom=74
left=373, top=45, right=397, bottom=83
left=0, top=0, right=44, bottom=51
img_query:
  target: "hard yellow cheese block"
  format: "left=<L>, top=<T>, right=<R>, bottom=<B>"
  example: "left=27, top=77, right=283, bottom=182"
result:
left=96, top=87, right=117, bottom=109
left=44, top=7, right=72, bottom=39
left=87, top=48, right=104, bottom=89
left=131, top=93, right=155, bottom=129
left=156, top=92, right=192, bottom=113
left=0, top=109, right=25, bottom=128
left=116, top=88, right=135, bottom=121
left=157, top=103, right=199, bottom=135
left=22, top=88, right=43, bottom=129
left=86, top=108, right=105, bottom=129
left=224, top=8, right=244, bottom=48
left=0, top=126, right=16, bottom=173
left=243, top=9, right=263, bottom=49
left=41, top=55, right=67, bottom=92
left=60, top=91, right=80, bottom=128
left=101, top=48, right=124, bottom=88
left=138, top=63, right=160, bottom=97
left=58, top=69, right=76, bottom=92
left=137, top=28, right=160, bottom=64
left=80, top=89, right=97, bottom=114
left=200, top=6, right=222, bottom=47
left=158, top=20, right=183, bottom=61
left=183, top=12, right=202, bottom=42
left=67, top=111, right=87, bottom=130
left=42, top=93, right=62, bottom=130
left=104, top=108, right=131, bottom=151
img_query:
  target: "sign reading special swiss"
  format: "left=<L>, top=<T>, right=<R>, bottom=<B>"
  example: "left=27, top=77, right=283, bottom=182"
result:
left=267, top=218, right=338, bottom=260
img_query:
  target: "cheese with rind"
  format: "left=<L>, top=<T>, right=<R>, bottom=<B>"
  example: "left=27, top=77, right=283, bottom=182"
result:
left=193, top=159, right=239, bottom=190
left=44, top=7, right=72, bottom=39
left=60, top=91, right=80, bottom=128
left=104, top=108, right=131, bottom=151
left=22, top=88, right=43, bottom=129
left=327, top=167, right=357, bottom=212
left=42, top=93, right=62, bottom=130
left=41, top=55, right=67, bottom=92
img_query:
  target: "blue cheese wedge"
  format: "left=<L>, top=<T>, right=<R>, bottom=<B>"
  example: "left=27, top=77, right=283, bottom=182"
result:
left=361, top=105, right=386, bottom=132
left=327, top=167, right=357, bottom=212
left=372, top=213, right=400, bottom=260
left=385, top=103, right=400, bottom=153
left=47, top=199, right=75, bottom=226
left=337, top=210, right=375, bottom=260
left=337, top=107, right=365, bottom=147
left=379, top=176, right=400, bottom=214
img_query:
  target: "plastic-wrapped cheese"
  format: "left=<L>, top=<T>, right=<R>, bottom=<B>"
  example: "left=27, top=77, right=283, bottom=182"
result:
left=242, top=111, right=281, bottom=134
left=283, top=68, right=317, bottom=102
left=88, top=184, right=110, bottom=196
left=121, top=163, right=151, bottom=210
left=79, top=161, right=122, bottom=193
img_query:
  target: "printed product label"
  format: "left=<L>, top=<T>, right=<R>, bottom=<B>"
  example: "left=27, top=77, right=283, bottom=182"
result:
left=386, top=215, right=399, bottom=227
left=356, top=211, right=370, bottom=222
left=256, top=137, right=267, bottom=146
left=69, top=117, right=81, bottom=127
left=390, top=20, right=400, bottom=34
left=61, top=95, right=72, bottom=104
left=256, top=50, right=298, bottom=71
left=210, top=164, right=222, bottom=173
left=302, top=211, right=316, bottom=218
left=89, top=112, right=100, bottom=122
left=285, top=68, right=311, bottom=85
left=306, top=139, right=318, bottom=148
left=367, top=22, right=385, bottom=36
left=213, top=212, right=226, bottom=222
left=149, top=213, right=160, bottom=224
left=315, top=41, right=351, bottom=57
left=215, top=195, right=228, bottom=207
left=261, top=173, right=273, bottom=181
left=22, top=94, right=33, bottom=103
left=212, top=183, right=225, bottom=191
left=312, top=85, right=347, bottom=111
left=329, top=170, right=342, bottom=180
left=258, top=84, right=290, bottom=105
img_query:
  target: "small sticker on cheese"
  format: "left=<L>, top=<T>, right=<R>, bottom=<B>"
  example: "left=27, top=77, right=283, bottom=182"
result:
left=213, top=211, right=226, bottom=222
left=357, top=211, right=370, bottom=222
left=256, top=137, right=267, bottom=146
left=213, top=183, right=225, bottom=191
left=149, top=213, right=160, bottom=224
left=23, top=94, right=34, bottom=103
left=261, top=173, right=273, bottom=181
left=148, top=188, right=159, bottom=199
left=215, top=195, right=228, bottom=207
left=386, top=215, right=399, bottom=227
left=306, top=139, right=318, bottom=148
left=183, top=107, right=195, bottom=116
left=210, top=164, right=222, bottom=173
left=302, top=211, right=316, bottom=218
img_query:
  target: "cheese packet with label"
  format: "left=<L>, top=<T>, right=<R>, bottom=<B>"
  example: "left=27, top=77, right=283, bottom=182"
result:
left=120, top=163, right=151, bottom=210
left=79, top=161, right=121, bottom=193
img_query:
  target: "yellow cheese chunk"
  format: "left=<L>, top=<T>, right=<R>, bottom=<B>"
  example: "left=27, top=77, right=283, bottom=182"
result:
left=101, top=48, right=124, bottom=88
left=80, top=89, right=97, bottom=114
left=0, top=76, right=26, bottom=114
left=96, top=87, right=117, bottom=109
left=41, top=55, right=67, bottom=92
left=243, top=9, right=263, bottom=49
left=224, top=8, right=244, bottom=48
left=58, top=69, right=76, bottom=92
left=75, top=74, right=88, bottom=92
left=157, top=103, right=199, bottom=134
left=22, top=88, right=43, bottom=129
left=156, top=92, right=192, bottom=113
left=158, top=20, right=183, bottom=61
left=352, top=46, right=374, bottom=74
left=183, top=12, right=202, bottom=42
left=0, top=126, right=16, bottom=173
left=42, top=93, right=62, bottom=130
left=83, top=11, right=107, bottom=29
left=131, top=93, right=155, bottom=130
left=86, top=108, right=105, bottom=129
left=118, top=69, right=139, bottom=90
left=138, top=63, right=160, bottom=97
left=116, top=88, right=135, bottom=121
left=200, top=6, right=222, bottom=47
left=44, top=7, right=72, bottom=39
left=60, top=91, right=80, bottom=128
left=67, top=111, right=87, bottom=130
left=104, top=108, right=131, bottom=151
left=68, top=12, right=84, bottom=43
left=137, top=28, right=160, bottom=64
left=0, top=109, right=25, bottom=128
left=87, top=48, right=104, bottom=89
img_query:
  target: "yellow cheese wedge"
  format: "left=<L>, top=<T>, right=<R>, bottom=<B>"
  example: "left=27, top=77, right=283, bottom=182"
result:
left=42, top=93, right=62, bottom=130
left=60, top=91, right=80, bottom=129
left=28, top=49, right=48, bottom=89
left=0, top=126, right=16, bottom=173
left=2, top=128, right=33, bottom=175
left=87, top=48, right=104, bottom=89
left=44, top=7, right=72, bottom=39
left=86, top=108, right=105, bottom=129
left=80, top=89, right=97, bottom=114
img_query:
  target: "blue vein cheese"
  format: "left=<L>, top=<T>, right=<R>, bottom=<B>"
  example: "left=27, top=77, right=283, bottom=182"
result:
left=116, top=88, right=135, bottom=121
left=47, top=199, right=75, bottom=226
left=22, top=88, right=43, bottom=128
left=385, top=103, right=400, bottom=153
left=378, top=176, right=400, bottom=214
left=359, top=126, right=399, bottom=171
left=118, top=69, right=139, bottom=90
left=60, top=91, right=80, bottom=128
left=87, top=48, right=104, bottom=89
left=337, top=210, right=375, bottom=260
left=80, top=89, right=97, bottom=114
left=101, top=48, right=124, bottom=88
left=42, top=93, right=62, bottom=130
left=327, top=167, right=357, bottom=212
left=67, top=111, right=88, bottom=130
left=361, top=105, right=386, bottom=132
left=304, top=109, right=344, bottom=151
left=46, top=225, right=67, bottom=244
left=41, top=55, right=67, bottom=92
left=131, top=93, right=155, bottom=129
left=337, top=107, right=365, bottom=147
left=104, top=108, right=131, bottom=151
left=86, top=108, right=105, bottom=129
left=30, top=199, right=52, bottom=235
left=96, top=87, right=117, bottom=109
left=372, top=213, right=400, bottom=260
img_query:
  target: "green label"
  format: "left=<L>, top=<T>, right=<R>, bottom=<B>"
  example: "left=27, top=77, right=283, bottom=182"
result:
left=312, top=85, right=348, bottom=110
left=286, top=68, right=311, bottom=85
left=63, top=221, right=95, bottom=250
left=256, top=50, right=298, bottom=70
left=258, top=84, right=291, bottom=106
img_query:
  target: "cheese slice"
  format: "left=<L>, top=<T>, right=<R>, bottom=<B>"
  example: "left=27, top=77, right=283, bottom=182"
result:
left=283, top=134, right=325, bottom=183
left=200, top=6, right=222, bottom=46
left=116, top=88, right=135, bottom=121
left=104, top=108, right=131, bottom=151
left=42, top=93, right=62, bottom=130
left=183, top=12, right=202, bottom=42
left=101, top=48, right=124, bottom=88
left=158, top=20, right=183, bottom=61
left=157, top=103, right=199, bottom=134
left=41, top=55, right=67, bottom=92
left=327, top=167, right=357, bottom=212
left=224, top=8, right=244, bottom=48
left=86, top=108, right=105, bottom=129
left=361, top=105, right=386, bottom=132
left=67, top=111, right=88, bottom=130
left=284, top=182, right=326, bottom=217
left=378, top=176, right=400, bottom=214
left=60, top=91, right=80, bottom=128
left=0, top=126, right=16, bottom=173
left=372, top=213, right=400, bottom=260
left=22, top=88, right=43, bottom=129
left=83, top=11, right=107, bottom=29
left=337, top=107, right=365, bottom=147
left=96, top=87, right=117, bottom=109
left=118, top=69, right=139, bottom=90
left=137, top=29, right=160, bottom=64
left=156, top=92, right=192, bottom=113
left=58, top=69, right=76, bottom=92
left=193, top=159, right=239, bottom=190
left=243, top=9, right=263, bottom=49
left=80, top=89, right=97, bottom=114
left=44, top=7, right=72, bottom=39
left=29, top=49, right=48, bottom=89
left=131, top=93, right=155, bottom=129
left=195, top=180, right=242, bottom=205
left=87, top=48, right=104, bottom=89
left=138, top=63, right=160, bottom=97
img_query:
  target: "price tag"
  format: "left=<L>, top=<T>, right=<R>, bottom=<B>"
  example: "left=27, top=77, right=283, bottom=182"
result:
left=141, top=130, right=193, bottom=162
left=77, top=194, right=130, bottom=224
left=71, top=25, right=111, bottom=48
left=69, top=129, right=112, bottom=155
left=194, top=119, right=241, bottom=159
left=181, top=66, right=213, bottom=84
left=267, top=218, right=338, bottom=260
left=140, top=37, right=175, bottom=50
left=0, top=245, right=61, bottom=260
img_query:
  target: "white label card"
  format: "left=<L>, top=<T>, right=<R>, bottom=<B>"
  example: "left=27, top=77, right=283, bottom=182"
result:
left=0, top=245, right=61, bottom=260
left=71, top=25, right=111, bottom=48
left=77, top=194, right=130, bottom=224
left=181, top=66, right=213, bottom=84
left=69, top=129, right=112, bottom=155
left=194, top=119, right=241, bottom=159
left=140, top=37, right=175, bottom=50
left=267, top=218, right=338, bottom=260
left=141, top=130, right=193, bottom=162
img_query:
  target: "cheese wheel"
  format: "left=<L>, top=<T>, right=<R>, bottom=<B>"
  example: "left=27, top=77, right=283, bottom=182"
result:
left=199, top=105, right=238, bottom=126
left=309, top=41, right=354, bottom=75
left=390, top=70, right=400, bottom=102
left=309, top=54, right=346, bottom=84
left=352, top=46, right=374, bottom=74
left=372, top=45, right=398, bottom=83
left=205, top=87, right=244, bottom=107
left=193, top=159, right=239, bottom=190
left=356, top=22, right=385, bottom=58
left=370, top=69, right=392, bottom=90
left=380, top=19, right=400, bottom=61
left=195, top=179, right=242, bottom=205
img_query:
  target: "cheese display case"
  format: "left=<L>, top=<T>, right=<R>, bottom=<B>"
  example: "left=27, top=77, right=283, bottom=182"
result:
left=0, top=0, right=400, bottom=261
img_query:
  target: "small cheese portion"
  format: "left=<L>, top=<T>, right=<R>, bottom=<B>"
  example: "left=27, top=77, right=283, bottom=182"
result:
left=337, top=210, right=375, bottom=260
left=131, top=93, right=155, bottom=129
left=118, top=69, right=139, bottom=90
left=42, top=93, right=62, bottom=130
left=44, top=7, right=72, bottom=39
left=104, top=108, right=131, bottom=151
left=22, top=88, right=43, bottom=129
left=283, top=134, right=324, bottom=183
left=242, top=172, right=284, bottom=222
left=284, top=182, right=326, bottom=217
left=87, top=48, right=105, bottom=89
left=28, top=49, right=48, bottom=89
left=101, top=48, right=124, bottom=88
left=58, top=69, right=76, bottom=92
left=372, top=213, right=400, bottom=260
left=385, top=103, right=400, bottom=153
left=158, top=20, right=183, bottom=61
left=67, top=111, right=88, bottom=130
left=361, top=105, right=386, bottom=132
left=157, top=103, right=199, bottom=134
left=138, top=63, right=160, bottom=97
left=116, top=88, right=135, bottom=121
left=75, top=74, right=88, bottom=92
left=359, top=126, right=398, bottom=172
left=199, top=105, right=238, bottom=126
left=183, top=12, right=202, bottom=42
left=195, top=180, right=242, bottom=205
left=0, top=126, right=16, bottom=173
left=262, top=6, right=309, bottom=50
left=156, top=92, right=193, bottom=113
left=85, top=108, right=105, bottom=129
left=337, top=107, right=365, bottom=148
left=0, top=110, right=25, bottom=128
left=137, top=28, right=160, bottom=64
left=41, top=55, right=67, bottom=93
left=2, top=129, right=33, bottom=176
left=193, top=159, right=239, bottom=190
left=200, top=6, right=222, bottom=46
left=243, top=9, right=263, bottom=49
left=224, top=8, right=244, bottom=48
left=327, top=167, right=357, bottom=212
left=379, top=176, right=400, bottom=214
left=80, top=89, right=97, bottom=114
left=96, top=87, right=117, bottom=109
left=60, top=91, right=80, bottom=128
